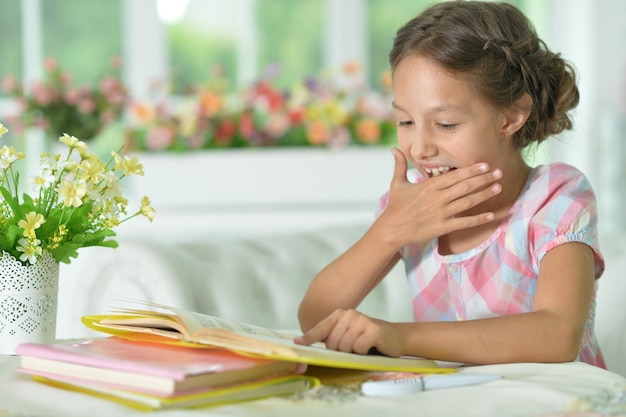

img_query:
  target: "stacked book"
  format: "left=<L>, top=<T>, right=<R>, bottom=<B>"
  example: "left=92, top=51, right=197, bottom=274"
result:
left=17, top=337, right=313, bottom=410
left=16, top=301, right=448, bottom=410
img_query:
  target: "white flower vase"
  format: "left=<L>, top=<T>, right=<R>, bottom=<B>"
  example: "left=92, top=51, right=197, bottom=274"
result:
left=0, top=251, right=59, bottom=355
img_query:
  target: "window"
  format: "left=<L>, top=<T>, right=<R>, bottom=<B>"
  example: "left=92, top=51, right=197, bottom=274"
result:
left=366, top=0, right=431, bottom=89
left=5, top=1, right=550, bottom=103
left=41, top=0, right=122, bottom=85
left=256, top=0, right=323, bottom=88
left=161, top=0, right=323, bottom=93
left=0, top=0, right=22, bottom=97
left=161, top=0, right=238, bottom=93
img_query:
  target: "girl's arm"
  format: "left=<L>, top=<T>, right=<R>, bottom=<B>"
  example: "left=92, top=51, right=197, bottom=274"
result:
left=297, top=224, right=403, bottom=333
left=296, top=241, right=596, bottom=364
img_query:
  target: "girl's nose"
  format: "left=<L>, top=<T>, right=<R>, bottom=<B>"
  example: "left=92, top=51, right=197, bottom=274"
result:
left=409, top=130, right=436, bottom=161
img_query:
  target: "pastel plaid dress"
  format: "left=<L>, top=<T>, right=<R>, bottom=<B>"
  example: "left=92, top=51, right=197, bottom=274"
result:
left=378, top=163, right=606, bottom=367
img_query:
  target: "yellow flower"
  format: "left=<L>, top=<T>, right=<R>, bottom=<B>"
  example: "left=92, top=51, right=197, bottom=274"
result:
left=78, top=158, right=106, bottom=184
left=112, top=152, right=144, bottom=176
left=58, top=179, right=87, bottom=207
left=16, top=238, right=42, bottom=265
left=0, top=123, right=7, bottom=137
left=59, top=133, right=88, bottom=156
left=1, top=123, right=154, bottom=265
left=0, top=145, right=25, bottom=169
left=114, top=195, right=129, bottom=207
left=18, top=212, right=46, bottom=238
left=139, top=196, right=155, bottom=222
left=48, top=224, right=68, bottom=249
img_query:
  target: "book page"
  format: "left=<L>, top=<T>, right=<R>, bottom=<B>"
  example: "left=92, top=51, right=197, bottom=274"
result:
left=95, top=301, right=449, bottom=374
left=175, top=308, right=297, bottom=341
left=114, top=300, right=299, bottom=341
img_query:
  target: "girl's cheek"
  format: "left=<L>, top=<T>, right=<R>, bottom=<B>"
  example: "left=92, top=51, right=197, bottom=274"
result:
left=396, top=131, right=411, bottom=154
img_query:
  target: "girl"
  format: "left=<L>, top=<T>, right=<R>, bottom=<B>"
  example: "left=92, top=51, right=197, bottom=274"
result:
left=296, top=0, right=605, bottom=367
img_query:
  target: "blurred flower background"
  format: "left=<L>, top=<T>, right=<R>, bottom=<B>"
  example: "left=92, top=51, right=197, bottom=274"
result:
left=2, top=58, right=395, bottom=153
left=125, top=62, right=396, bottom=151
left=2, top=57, right=128, bottom=141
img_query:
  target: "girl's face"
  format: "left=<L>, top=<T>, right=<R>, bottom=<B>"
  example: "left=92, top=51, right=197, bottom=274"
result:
left=392, top=54, right=513, bottom=179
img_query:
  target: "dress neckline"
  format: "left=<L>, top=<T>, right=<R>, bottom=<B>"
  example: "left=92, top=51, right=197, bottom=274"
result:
left=433, top=165, right=540, bottom=263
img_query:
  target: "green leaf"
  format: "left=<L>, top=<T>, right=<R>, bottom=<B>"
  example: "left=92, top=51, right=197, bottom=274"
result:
left=50, top=243, right=82, bottom=264
left=21, top=193, right=36, bottom=211
left=0, top=225, right=22, bottom=251
left=0, top=186, right=23, bottom=215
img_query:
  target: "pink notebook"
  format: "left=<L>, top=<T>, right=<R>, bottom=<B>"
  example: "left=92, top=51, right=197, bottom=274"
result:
left=17, top=337, right=304, bottom=395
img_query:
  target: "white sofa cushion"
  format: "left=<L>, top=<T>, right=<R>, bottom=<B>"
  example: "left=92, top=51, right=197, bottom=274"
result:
left=58, top=224, right=412, bottom=338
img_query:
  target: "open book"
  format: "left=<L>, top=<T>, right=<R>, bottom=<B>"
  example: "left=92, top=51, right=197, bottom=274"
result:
left=83, top=301, right=450, bottom=374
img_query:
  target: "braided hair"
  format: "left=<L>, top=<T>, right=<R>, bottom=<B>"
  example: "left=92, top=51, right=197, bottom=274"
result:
left=389, top=1, right=579, bottom=149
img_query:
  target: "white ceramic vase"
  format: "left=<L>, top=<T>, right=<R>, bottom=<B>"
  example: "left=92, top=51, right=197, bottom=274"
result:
left=0, top=251, right=59, bottom=355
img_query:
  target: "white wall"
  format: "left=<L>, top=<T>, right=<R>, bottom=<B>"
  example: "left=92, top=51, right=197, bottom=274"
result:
left=546, top=0, right=626, bottom=236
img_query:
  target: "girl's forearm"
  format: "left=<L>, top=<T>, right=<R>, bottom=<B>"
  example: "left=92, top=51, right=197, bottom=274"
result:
left=396, top=310, right=584, bottom=365
left=298, top=223, right=402, bottom=332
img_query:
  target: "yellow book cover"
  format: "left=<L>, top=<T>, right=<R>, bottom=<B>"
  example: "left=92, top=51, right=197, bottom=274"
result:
left=82, top=300, right=452, bottom=374
left=33, top=374, right=318, bottom=411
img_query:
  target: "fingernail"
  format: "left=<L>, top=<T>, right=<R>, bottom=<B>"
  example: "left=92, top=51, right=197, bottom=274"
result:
left=493, top=169, right=502, bottom=178
left=492, top=184, right=501, bottom=193
left=479, top=163, right=488, bottom=172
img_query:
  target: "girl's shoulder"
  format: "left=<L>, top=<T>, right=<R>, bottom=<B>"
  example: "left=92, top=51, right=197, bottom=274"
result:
left=531, top=161, right=587, bottom=179
left=526, top=162, right=594, bottom=199
left=518, top=162, right=598, bottom=229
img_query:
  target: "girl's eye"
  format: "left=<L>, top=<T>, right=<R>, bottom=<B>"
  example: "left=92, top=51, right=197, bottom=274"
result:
left=398, top=120, right=413, bottom=127
left=437, top=123, right=458, bottom=131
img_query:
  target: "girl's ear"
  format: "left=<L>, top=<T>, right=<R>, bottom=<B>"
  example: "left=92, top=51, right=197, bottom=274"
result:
left=500, top=93, right=532, bottom=137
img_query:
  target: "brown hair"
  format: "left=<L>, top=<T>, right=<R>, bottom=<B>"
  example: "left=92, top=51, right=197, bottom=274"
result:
left=389, top=0, right=579, bottom=149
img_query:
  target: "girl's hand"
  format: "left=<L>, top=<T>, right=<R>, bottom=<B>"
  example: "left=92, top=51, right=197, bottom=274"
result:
left=294, top=309, right=404, bottom=357
left=377, top=148, right=502, bottom=248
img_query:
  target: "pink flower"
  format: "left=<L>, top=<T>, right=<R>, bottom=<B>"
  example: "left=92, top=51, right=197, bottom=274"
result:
left=64, top=88, right=81, bottom=104
left=44, top=57, right=57, bottom=72
left=328, top=126, right=351, bottom=148
left=100, top=109, right=116, bottom=125
left=186, top=134, right=205, bottom=149
left=238, top=112, right=256, bottom=140
left=30, top=84, right=57, bottom=106
left=264, top=113, right=289, bottom=139
left=1, top=75, right=18, bottom=93
left=78, top=98, right=96, bottom=114
left=147, top=126, right=175, bottom=150
left=60, top=72, right=72, bottom=86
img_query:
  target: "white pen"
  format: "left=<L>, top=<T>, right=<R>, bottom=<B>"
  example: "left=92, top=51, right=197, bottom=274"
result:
left=361, top=373, right=502, bottom=396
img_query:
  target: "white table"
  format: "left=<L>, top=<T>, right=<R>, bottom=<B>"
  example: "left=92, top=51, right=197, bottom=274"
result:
left=1, top=354, right=625, bottom=417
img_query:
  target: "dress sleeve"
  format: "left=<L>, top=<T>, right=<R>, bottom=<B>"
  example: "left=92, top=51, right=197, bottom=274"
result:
left=531, top=164, right=605, bottom=279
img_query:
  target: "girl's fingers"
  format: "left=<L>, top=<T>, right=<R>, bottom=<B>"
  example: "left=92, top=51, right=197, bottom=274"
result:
left=439, top=167, right=502, bottom=203
left=294, top=314, right=337, bottom=346
left=389, top=148, right=410, bottom=186
left=443, top=181, right=502, bottom=218
left=430, top=162, right=491, bottom=190
left=445, top=211, right=496, bottom=231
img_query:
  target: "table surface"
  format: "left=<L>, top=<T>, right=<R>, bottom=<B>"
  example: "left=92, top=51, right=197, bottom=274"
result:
left=1, top=354, right=625, bottom=417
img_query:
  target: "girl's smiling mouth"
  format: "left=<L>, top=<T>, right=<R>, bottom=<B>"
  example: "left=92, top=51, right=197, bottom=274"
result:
left=422, top=165, right=457, bottom=178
